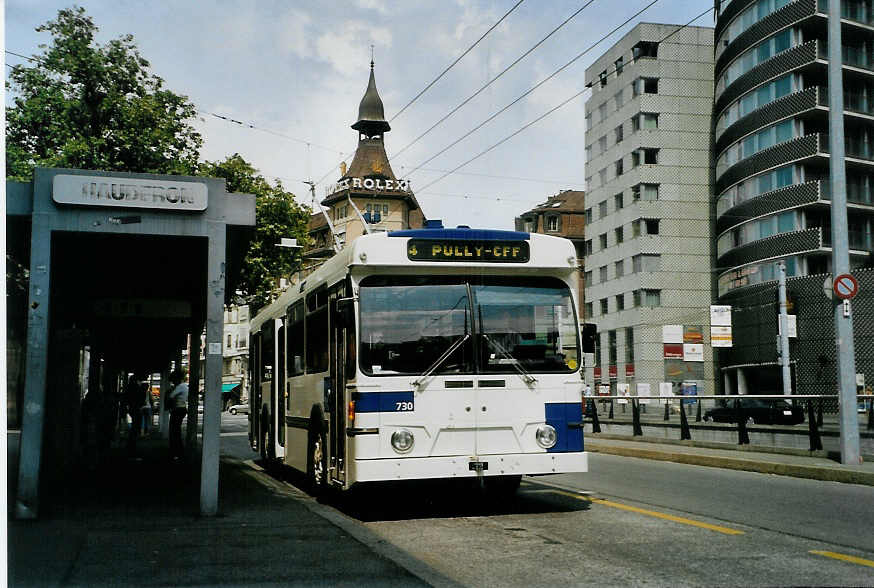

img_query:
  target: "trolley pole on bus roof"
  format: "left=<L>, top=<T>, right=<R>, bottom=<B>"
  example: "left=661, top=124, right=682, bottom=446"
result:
left=827, top=0, right=861, bottom=465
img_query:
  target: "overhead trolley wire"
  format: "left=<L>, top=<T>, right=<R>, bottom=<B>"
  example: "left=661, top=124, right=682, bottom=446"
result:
left=414, top=3, right=715, bottom=194
left=411, top=0, right=662, bottom=192
left=391, top=0, right=598, bottom=161
left=389, top=0, right=526, bottom=124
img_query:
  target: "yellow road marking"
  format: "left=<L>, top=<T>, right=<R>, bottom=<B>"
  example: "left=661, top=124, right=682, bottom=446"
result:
left=810, top=550, right=874, bottom=568
left=549, top=489, right=744, bottom=535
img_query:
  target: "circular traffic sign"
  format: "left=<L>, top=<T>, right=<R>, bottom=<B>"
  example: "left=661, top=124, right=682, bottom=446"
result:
left=833, top=273, right=859, bottom=300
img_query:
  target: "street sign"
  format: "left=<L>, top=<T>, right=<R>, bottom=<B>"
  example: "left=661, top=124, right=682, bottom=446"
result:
left=833, top=273, right=859, bottom=300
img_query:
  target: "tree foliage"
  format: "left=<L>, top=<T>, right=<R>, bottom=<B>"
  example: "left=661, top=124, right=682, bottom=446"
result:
left=199, top=155, right=311, bottom=311
left=6, top=6, right=202, bottom=180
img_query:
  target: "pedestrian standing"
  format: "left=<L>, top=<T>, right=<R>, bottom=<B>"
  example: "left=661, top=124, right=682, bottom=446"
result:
left=140, top=378, right=153, bottom=436
left=125, top=373, right=146, bottom=459
left=167, top=370, right=189, bottom=461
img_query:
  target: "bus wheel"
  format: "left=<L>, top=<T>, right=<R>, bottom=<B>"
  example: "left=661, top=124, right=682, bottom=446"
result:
left=307, top=428, right=327, bottom=495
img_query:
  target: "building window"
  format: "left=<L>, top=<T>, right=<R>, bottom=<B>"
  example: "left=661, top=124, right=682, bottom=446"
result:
left=633, top=253, right=661, bottom=273
left=599, top=233, right=608, bottom=249
left=632, top=148, right=659, bottom=166
left=615, top=259, right=624, bottom=277
left=632, top=290, right=641, bottom=307
left=625, top=327, right=635, bottom=363
left=524, top=218, right=536, bottom=232
left=645, top=218, right=660, bottom=234
left=616, top=294, right=625, bottom=311
left=584, top=239, right=593, bottom=255
left=600, top=70, right=608, bottom=87
left=598, top=135, right=607, bottom=154
left=614, top=193, right=624, bottom=210
left=614, top=91, right=624, bottom=111
left=227, top=334, right=232, bottom=349
left=641, top=112, right=659, bottom=130
left=599, top=201, right=608, bottom=219
left=599, top=168, right=607, bottom=186
left=633, top=77, right=659, bottom=96
left=608, top=330, right=617, bottom=364
left=614, top=56, right=624, bottom=76
left=633, top=41, right=658, bottom=61
left=615, top=227, right=624, bottom=244
left=585, top=208, right=593, bottom=224
left=599, top=265, right=608, bottom=282
left=546, top=216, right=559, bottom=232
left=632, top=183, right=659, bottom=201
left=615, top=159, right=623, bottom=176
left=585, top=302, right=593, bottom=318
left=598, top=104, right=607, bottom=124
left=642, top=289, right=661, bottom=307
left=600, top=298, right=609, bottom=315
left=584, top=270, right=593, bottom=285
left=615, top=124, right=624, bottom=144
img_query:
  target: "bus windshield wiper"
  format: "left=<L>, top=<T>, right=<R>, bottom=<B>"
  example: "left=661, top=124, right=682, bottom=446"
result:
left=482, top=334, right=536, bottom=385
left=411, top=333, right=470, bottom=389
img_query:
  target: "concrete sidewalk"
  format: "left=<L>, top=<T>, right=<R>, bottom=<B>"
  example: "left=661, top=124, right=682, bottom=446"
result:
left=585, top=435, right=874, bottom=486
left=6, top=434, right=441, bottom=587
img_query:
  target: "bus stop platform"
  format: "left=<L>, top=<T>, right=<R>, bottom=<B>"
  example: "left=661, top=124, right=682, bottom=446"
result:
left=8, top=432, right=874, bottom=587
left=6, top=432, right=432, bottom=587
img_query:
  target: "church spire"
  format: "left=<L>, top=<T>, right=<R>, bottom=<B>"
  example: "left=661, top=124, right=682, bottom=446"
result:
left=345, top=60, right=396, bottom=180
left=351, top=60, right=391, bottom=135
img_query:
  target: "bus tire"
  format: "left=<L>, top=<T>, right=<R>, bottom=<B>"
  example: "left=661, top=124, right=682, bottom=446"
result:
left=307, top=426, right=327, bottom=496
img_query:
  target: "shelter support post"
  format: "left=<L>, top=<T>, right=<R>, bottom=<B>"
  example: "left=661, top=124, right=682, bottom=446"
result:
left=200, top=221, right=225, bottom=516
left=15, top=214, right=52, bottom=519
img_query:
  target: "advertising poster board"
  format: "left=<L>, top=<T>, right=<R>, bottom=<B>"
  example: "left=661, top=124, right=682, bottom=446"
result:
left=617, top=383, right=630, bottom=404
left=636, top=382, right=651, bottom=404
left=659, top=382, right=674, bottom=403
left=681, top=381, right=698, bottom=405
left=663, top=343, right=683, bottom=359
left=598, top=385, right=610, bottom=396
left=683, top=343, right=704, bottom=362
left=683, top=325, right=703, bottom=344
left=710, top=326, right=733, bottom=347
left=662, top=325, right=683, bottom=343
left=710, top=305, right=732, bottom=326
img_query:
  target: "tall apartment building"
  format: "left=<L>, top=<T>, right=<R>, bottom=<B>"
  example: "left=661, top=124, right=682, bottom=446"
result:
left=714, top=0, right=874, bottom=396
left=583, top=23, right=715, bottom=396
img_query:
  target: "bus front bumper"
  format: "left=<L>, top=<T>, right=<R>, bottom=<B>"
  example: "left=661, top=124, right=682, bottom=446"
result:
left=351, top=451, right=587, bottom=483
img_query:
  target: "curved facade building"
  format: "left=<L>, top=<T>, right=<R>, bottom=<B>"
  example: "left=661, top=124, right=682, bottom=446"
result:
left=714, top=0, right=874, bottom=395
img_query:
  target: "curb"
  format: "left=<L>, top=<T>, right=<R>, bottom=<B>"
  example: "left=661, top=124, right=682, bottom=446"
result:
left=586, top=442, right=874, bottom=486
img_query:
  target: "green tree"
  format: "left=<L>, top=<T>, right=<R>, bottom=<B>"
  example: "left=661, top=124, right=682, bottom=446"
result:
left=6, top=7, right=202, bottom=180
left=199, top=155, right=311, bottom=311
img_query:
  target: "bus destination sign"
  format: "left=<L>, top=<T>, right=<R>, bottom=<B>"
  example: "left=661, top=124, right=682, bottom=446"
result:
left=407, top=239, right=530, bottom=263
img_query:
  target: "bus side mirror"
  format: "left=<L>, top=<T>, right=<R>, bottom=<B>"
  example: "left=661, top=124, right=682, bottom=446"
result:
left=335, top=297, right=356, bottom=326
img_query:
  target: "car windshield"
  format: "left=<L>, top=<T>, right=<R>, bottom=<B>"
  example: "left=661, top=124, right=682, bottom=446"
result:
left=358, top=275, right=579, bottom=376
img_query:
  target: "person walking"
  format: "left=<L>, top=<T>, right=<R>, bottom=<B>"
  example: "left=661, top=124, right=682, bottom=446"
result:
left=125, top=373, right=146, bottom=459
left=140, top=378, right=153, bottom=437
left=167, top=370, right=189, bottom=461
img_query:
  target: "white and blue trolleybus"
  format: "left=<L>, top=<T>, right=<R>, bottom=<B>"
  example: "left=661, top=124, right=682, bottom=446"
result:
left=249, top=222, right=587, bottom=494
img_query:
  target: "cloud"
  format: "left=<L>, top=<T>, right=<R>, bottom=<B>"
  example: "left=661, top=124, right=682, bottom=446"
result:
left=355, top=0, right=388, bottom=14
left=315, top=21, right=392, bottom=77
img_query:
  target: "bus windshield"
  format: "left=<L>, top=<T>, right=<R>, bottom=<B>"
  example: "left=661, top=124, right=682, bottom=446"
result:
left=359, top=276, right=579, bottom=376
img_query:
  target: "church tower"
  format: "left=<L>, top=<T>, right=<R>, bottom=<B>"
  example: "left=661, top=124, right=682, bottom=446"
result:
left=305, top=61, right=424, bottom=259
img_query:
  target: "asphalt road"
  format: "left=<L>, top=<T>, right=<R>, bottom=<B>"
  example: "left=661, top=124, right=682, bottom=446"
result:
left=219, top=414, right=874, bottom=587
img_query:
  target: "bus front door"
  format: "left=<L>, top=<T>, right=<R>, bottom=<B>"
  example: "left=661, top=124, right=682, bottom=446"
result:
left=328, top=290, right=350, bottom=486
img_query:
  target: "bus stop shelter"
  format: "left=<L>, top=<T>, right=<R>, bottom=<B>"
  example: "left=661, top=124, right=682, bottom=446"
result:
left=7, top=167, right=255, bottom=518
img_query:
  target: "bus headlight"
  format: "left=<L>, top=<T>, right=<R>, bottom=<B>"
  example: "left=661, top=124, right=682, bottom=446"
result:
left=535, top=425, right=557, bottom=449
left=391, top=429, right=414, bottom=453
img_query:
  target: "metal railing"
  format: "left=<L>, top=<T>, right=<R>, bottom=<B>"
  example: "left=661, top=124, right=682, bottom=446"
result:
left=583, top=394, right=874, bottom=452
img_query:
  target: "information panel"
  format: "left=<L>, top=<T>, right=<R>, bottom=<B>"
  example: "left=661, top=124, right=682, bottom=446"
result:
left=407, top=239, right=530, bottom=263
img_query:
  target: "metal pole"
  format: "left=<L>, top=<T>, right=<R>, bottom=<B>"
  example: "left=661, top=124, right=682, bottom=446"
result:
left=828, top=0, right=861, bottom=464
left=777, top=262, right=792, bottom=396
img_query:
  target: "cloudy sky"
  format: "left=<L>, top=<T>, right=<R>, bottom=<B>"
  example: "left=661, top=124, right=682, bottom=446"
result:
left=6, top=1, right=711, bottom=229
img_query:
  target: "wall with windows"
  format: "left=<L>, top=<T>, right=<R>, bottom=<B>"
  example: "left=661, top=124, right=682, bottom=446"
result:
left=583, top=22, right=715, bottom=394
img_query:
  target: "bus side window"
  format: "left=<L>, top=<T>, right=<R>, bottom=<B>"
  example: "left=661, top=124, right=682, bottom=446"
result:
left=306, top=288, right=329, bottom=373
left=288, top=302, right=304, bottom=376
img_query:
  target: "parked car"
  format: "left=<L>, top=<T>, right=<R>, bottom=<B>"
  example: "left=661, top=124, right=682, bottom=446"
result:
left=703, top=397, right=804, bottom=425
left=227, top=404, right=249, bottom=416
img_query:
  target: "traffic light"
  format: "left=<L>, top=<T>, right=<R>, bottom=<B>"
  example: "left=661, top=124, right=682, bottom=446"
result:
left=582, top=323, right=597, bottom=353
